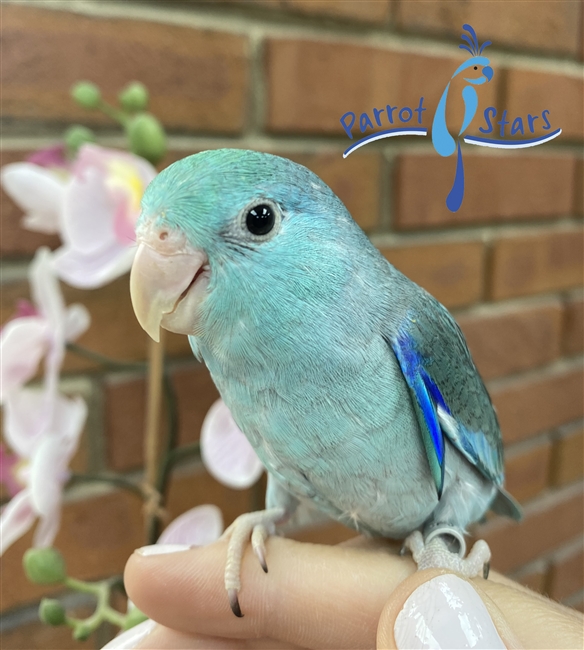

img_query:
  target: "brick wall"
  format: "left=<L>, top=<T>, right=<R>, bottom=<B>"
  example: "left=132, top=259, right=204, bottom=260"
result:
left=1, top=1, right=583, bottom=647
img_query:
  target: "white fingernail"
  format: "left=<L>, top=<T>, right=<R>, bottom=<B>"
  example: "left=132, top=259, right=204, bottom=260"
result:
left=135, top=544, right=191, bottom=556
left=394, top=574, right=506, bottom=649
left=101, top=619, right=156, bottom=649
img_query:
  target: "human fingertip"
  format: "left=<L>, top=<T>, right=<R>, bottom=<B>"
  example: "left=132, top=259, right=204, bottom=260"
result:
left=394, top=574, right=506, bottom=649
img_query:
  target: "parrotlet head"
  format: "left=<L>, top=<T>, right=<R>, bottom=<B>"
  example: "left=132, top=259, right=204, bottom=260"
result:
left=130, top=149, right=365, bottom=342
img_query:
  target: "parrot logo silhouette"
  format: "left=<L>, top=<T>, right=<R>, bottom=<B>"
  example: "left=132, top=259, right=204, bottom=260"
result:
left=432, top=25, right=493, bottom=212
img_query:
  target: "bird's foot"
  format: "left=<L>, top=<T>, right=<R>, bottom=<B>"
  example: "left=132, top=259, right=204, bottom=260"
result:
left=220, top=507, right=287, bottom=617
left=403, top=530, right=491, bottom=579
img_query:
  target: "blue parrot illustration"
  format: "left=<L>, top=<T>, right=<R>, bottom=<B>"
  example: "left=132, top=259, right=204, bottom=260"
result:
left=432, top=25, right=493, bottom=212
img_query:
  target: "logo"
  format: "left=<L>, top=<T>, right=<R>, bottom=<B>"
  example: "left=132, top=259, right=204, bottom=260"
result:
left=339, top=25, right=562, bottom=212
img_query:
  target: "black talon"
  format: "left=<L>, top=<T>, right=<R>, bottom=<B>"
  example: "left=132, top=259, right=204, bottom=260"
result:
left=229, top=589, right=244, bottom=617
left=483, top=561, right=490, bottom=580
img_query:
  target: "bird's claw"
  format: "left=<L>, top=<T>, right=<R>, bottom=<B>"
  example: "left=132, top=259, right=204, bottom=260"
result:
left=223, top=508, right=286, bottom=617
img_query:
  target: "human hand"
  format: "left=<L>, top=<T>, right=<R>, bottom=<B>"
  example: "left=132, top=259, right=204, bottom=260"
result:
left=104, top=535, right=584, bottom=649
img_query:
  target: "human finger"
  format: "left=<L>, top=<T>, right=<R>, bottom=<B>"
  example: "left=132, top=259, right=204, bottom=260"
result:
left=124, top=536, right=417, bottom=649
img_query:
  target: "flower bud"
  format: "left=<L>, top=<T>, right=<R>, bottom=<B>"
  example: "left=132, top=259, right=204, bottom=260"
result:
left=73, top=622, right=92, bottom=641
left=122, top=606, right=148, bottom=630
left=23, top=548, right=67, bottom=585
left=71, top=81, right=102, bottom=109
left=64, top=125, right=96, bottom=155
left=119, top=82, right=149, bottom=112
left=127, top=113, right=167, bottom=166
left=39, top=598, right=67, bottom=626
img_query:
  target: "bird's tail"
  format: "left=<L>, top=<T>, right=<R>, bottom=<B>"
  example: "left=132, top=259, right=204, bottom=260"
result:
left=446, top=140, right=465, bottom=212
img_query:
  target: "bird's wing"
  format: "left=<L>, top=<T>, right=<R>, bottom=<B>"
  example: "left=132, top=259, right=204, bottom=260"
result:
left=384, top=278, right=504, bottom=499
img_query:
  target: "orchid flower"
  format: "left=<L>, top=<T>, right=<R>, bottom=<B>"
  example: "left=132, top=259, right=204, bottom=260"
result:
left=1, top=144, right=157, bottom=288
left=201, top=399, right=264, bottom=490
left=0, top=393, right=87, bottom=555
left=158, top=504, right=224, bottom=547
left=0, top=247, right=90, bottom=448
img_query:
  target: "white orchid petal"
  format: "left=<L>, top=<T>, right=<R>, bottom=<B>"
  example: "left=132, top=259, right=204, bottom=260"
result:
left=62, top=166, right=118, bottom=254
left=50, top=394, right=87, bottom=450
left=201, top=400, right=264, bottom=490
left=3, top=388, right=53, bottom=458
left=158, top=505, right=223, bottom=547
left=30, top=435, right=65, bottom=516
left=1, top=163, right=64, bottom=234
left=29, top=248, right=66, bottom=336
left=0, top=489, right=36, bottom=556
left=63, top=304, right=91, bottom=341
left=32, top=508, right=62, bottom=549
left=0, top=317, right=48, bottom=401
left=53, top=243, right=136, bottom=289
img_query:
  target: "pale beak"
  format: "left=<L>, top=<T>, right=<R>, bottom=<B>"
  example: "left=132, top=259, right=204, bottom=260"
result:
left=130, top=242, right=209, bottom=342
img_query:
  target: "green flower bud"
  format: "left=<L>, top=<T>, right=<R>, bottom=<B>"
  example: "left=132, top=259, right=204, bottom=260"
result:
left=39, top=598, right=67, bottom=626
left=127, top=113, right=167, bottom=166
left=23, top=548, right=67, bottom=585
left=73, top=622, right=93, bottom=641
left=119, top=82, right=149, bottom=112
left=71, top=81, right=102, bottom=109
left=122, top=606, right=148, bottom=630
left=64, top=125, right=96, bottom=155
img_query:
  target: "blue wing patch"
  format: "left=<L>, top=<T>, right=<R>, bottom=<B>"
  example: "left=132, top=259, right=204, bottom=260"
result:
left=389, top=331, right=446, bottom=497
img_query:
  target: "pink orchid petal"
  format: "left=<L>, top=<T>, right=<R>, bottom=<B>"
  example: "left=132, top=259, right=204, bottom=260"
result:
left=15, top=300, right=39, bottom=319
left=76, top=144, right=156, bottom=189
left=201, top=400, right=264, bottom=490
left=158, top=505, right=223, bottom=547
left=50, top=395, right=87, bottom=450
left=2, top=388, right=53, bottom=458
left=0, top=488, right=36, bottom=555
left=33, top=508, right=61, bottom=549
left=63, top=304, right=91, bottom=342
left=53, top=243, right=136, bottom=289
left=0, top=317, right=48, bottom=400
left=27, top=145, right=68, bottom=170
left=1, top=163, right=64, bottom=234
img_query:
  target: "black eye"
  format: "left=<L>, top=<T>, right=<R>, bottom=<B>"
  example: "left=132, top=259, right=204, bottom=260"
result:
left=474, top=66, right=478, bottom=70
left=245, top=204, right=275, bottom=236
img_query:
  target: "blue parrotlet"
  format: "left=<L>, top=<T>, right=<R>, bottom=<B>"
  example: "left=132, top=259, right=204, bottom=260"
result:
left=129, top=149, right=521, bottom=617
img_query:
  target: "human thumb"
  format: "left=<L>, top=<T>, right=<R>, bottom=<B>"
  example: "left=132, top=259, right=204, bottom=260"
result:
left=377, top=569, right=523, bottom=649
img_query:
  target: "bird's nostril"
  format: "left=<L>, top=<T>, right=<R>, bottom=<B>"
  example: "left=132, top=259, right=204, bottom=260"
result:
left=159, top=231, right=169, bottom=241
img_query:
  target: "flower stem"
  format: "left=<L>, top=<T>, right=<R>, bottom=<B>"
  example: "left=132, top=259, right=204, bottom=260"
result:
left=66, top=343, right=146, bottom=371
left=98, top=100, right=129, bottom=127
left=144, top=330, right=167, bottom=542
left=68, top=473, right=144, bottom=499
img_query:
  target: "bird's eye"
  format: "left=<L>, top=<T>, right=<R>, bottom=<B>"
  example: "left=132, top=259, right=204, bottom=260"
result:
left=245, top=204, right=275, bottom=236
left=474, top=66, right=478, bottom=70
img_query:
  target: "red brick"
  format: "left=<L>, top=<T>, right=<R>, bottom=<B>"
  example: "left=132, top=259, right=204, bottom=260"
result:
left=284, top=0, right=391, bottom=23
left=287, top=152, right=381, bottom=231
left=381, top=241, right=484, bottom=308
left=475, top=485, right=584, bottom=573
left=490, top=229, right=584, bottom=300
left=1, top=149, right=61, bottom=257
left=575, top=159, right=583, bottom=215
left=504, top=440, right=552, bottom=504
left=491, top=367, right=584, bottom=445
left=290, top=521, right=359, bottom=545
left=0, top=489, right=143, bottom=611
left=2, top=5, right=249, bottom=132
left=105, top=363, right=220, bottom=471
left=396, top=1, right=582, bottom=58
left=266, top=40, right=496, bottom=135
left=551, top=427, right=584, bottom=487
left=563, top=298, right=584, bottom=355
left=395, top=155, right=577, bottom=229
left=505, top=69, right=584, bottom=140
left=458, top=302, right=563, bottom=381
left=549, top=545, right=584, bottom=601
